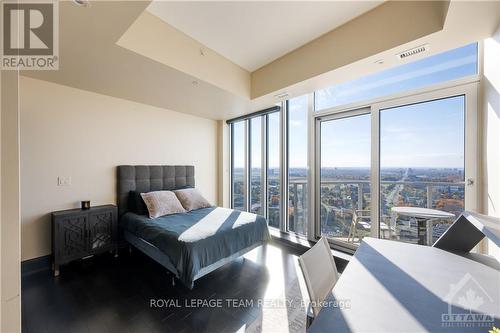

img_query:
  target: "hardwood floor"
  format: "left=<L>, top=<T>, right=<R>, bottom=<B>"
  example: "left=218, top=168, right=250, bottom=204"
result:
left=22, top=243, right=313, bottom=333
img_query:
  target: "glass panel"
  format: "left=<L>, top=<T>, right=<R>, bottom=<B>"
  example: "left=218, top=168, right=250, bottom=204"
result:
left=288, top=96, right=308, bottom=236
left=231, top=121, right=245, bottom=211
left=267, top=112, right=281, bottom=228
left=89, top=212, right=113, bottom=250
left=380, top=96, right=465, bottom=245
left=315, top=43, right=477, bottom=111
left=320, top=113, right=371, bottom=245
left=250, top=117, right=263, bottom=215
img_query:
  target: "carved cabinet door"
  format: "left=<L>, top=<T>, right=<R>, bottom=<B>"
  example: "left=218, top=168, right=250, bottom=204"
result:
left=55, top=213, right=88, bottom=263
left=88, top=210, right=115, bottom=253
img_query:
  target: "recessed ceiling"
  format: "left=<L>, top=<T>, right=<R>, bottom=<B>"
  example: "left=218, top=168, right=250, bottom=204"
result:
left=146, top=1, right=383, bottom=71
left=21, top=1, right=251, bottom=120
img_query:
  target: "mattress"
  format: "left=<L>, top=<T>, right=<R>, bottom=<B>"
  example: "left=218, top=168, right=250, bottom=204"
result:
left=120, top=207, right=270, bottom=287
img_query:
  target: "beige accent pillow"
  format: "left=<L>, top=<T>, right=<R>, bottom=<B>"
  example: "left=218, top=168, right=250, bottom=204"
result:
left=140, top=190, right=186, bottom=219
left=174, top=188, right=212, bottom=212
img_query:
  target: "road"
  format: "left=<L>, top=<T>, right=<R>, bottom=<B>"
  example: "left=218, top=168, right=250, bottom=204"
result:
left=385, top=168, right=409, bottom=207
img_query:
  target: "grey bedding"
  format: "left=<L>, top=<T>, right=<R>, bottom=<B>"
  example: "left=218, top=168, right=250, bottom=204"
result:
left=121, top=207, right=270, bottom=287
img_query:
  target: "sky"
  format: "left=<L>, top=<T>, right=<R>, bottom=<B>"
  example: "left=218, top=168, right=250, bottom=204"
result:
left=233, top=43, right=476, bottom=170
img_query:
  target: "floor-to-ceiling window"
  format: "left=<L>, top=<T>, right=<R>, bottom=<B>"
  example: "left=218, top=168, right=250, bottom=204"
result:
left=231, top=121, right=246, bottom=211
left=229, top=42, right=478, bottom=251
left=287, top=96, right=309, bottom=236
left=228, top=108, right=279, bottom=228
left=250, top=117, right=264, bottom=215
left=379, top=96, right=465, bottom=245
left=267, top=112, right=281, bottom=228
left=319, top=111, right=371, bottom=244
left=314, top=42, right=477, bottom=249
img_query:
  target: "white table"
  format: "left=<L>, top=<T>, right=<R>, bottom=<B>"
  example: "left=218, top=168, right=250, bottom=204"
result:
left=391, top=207, right=455, bottom=245
left=308, top=238, right=500, bottom=333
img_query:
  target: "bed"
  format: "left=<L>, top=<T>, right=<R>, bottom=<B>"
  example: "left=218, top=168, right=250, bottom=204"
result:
left=117, top=165, right=270, bottom=289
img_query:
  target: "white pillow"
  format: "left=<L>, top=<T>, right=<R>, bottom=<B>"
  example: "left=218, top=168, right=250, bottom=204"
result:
left=140, top=190, right=186, bottom=219
left=174, top=188, right=212, bottom=212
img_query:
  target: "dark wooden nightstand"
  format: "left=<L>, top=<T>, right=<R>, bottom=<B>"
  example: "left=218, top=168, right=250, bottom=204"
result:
left=51, top=204, right=118, bottom=277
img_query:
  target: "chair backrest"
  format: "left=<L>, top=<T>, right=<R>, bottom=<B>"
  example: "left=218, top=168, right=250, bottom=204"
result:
left=352, top=209, right=359, bottom=222
left=298, top=237, right=339, bottom=317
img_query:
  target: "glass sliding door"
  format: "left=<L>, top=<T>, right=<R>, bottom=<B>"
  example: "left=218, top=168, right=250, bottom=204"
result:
left=287, top=96, right=308, bottom=236
left=231, top=121, right=246, bottom=211
left=311, top=43, right=478, bottom=250
left=379, top=96, right=465, bottom=245
left=267, top=112, right=281, bottom=228
left=319, top=111, right=371, bottom=245
left=250, top=117, right=264, bottom=215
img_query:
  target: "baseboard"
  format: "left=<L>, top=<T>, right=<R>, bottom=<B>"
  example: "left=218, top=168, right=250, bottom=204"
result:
left=21, top=255, right=51, bottom=276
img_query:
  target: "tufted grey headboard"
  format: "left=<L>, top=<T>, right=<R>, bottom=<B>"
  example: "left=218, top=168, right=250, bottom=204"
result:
left=117, top=165, right=195, bottom=217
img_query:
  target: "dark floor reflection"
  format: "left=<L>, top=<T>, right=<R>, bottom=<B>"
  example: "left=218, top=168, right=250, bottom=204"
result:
left=22, top=242, right=310, bottom=333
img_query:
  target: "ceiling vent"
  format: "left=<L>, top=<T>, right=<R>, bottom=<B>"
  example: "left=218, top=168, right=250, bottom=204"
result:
left=73, top=0, right=91, bottom=7
left=397, top=44, right=429, bottom=60
left=274, top=92, right=290, bottom=101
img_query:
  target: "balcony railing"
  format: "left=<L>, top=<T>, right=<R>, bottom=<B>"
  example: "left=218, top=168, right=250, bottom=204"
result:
left=288, top=179, right=465, bottom=243
left=290, top=179, right=464, bottom=207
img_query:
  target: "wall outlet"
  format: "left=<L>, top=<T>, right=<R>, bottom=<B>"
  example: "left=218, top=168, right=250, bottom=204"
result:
left=57, top=176, right=71, bottom=186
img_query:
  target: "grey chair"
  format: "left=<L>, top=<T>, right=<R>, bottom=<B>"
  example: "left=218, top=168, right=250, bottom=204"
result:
left=348, top=209, right=371, bottom=242
left=298, top=237, right=339, bottom=328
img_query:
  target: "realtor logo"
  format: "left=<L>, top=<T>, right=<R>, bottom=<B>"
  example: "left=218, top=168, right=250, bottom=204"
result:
left=1, top=0, right=58, bottom=69
left=441, top=273, right=496, bottom=329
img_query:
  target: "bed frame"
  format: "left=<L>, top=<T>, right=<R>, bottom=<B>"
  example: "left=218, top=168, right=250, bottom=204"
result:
left=117, top=165, right=264, bottom=288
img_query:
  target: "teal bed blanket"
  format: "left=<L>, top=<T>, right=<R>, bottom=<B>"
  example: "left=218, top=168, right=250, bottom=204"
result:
left=121, top=207, right=270, bottom=288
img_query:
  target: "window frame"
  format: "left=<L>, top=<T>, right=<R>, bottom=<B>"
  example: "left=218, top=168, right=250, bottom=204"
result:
left=312, top=78, right=479, bottom=252
left=248, top=116, right=267, bottom=217
left=268, top=110, right=284, bottom=230
left=229, top=121, right=248, bottom=211
left=315, top=108, right=372, bottom=252
left=286, top=95, right=311, bottom=237
left=229, top=43, right=481, bottom=253
left=229, top=111, right=280, bottom=230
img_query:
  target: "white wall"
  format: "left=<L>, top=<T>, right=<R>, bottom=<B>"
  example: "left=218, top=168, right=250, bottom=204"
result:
left=1, top=66, right=2, bottom=333
left=20, top=76, right=219, bottom=261
left=482, top=26, right=500, bottom=259
left=1, top=70, right=22, bottom=333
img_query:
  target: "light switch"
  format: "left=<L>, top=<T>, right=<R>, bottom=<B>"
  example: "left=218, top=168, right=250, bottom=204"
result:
left=57, top=176, right=71, bottom=186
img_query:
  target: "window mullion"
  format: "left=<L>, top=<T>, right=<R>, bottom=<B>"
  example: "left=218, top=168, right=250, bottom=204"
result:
left=262, top=116, right=268, bottom=219
left=307, top=93, right=316, bottom=241
left=280, top=101, right=289, bottom=232
left=370, top=105, right=380, bottom=238
left=245, top=120, right=250, bottom=212
left=229, top=123, right=234, bottom=209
